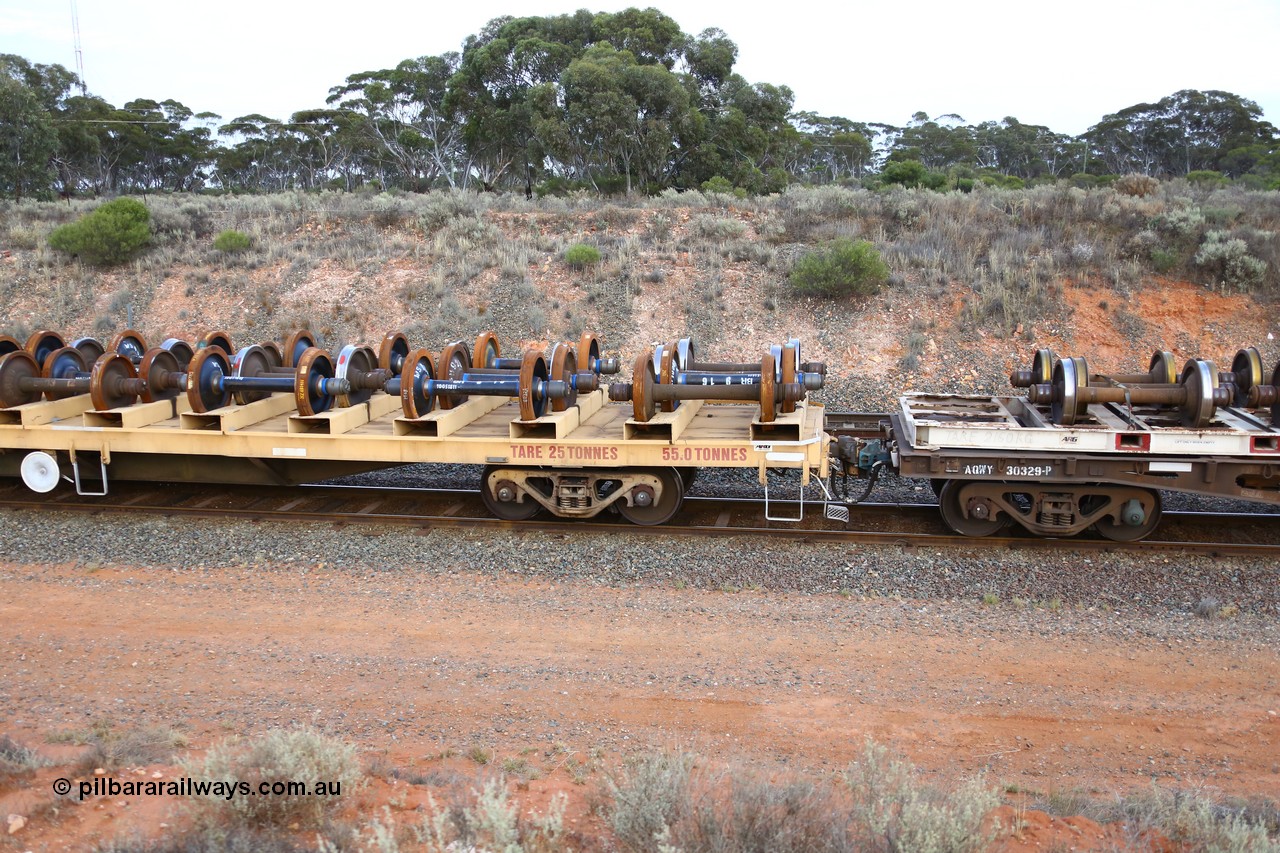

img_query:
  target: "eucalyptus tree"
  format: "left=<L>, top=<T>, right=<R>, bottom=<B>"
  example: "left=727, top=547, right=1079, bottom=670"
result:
left=1084, top=90, right=1277, bottom=177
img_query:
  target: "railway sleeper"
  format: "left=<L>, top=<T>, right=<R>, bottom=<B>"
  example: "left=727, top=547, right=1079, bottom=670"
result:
left=939, top=480, right=1162, bottom=540
left=481, top=465, right=686, bottom=525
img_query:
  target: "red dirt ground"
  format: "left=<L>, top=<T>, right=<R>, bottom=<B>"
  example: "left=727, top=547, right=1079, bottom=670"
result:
left=2, top=561, right=1276, bottom=851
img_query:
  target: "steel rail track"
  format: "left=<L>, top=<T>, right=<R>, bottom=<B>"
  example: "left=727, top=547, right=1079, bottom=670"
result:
left=2, top=481, right=1278, bottom=559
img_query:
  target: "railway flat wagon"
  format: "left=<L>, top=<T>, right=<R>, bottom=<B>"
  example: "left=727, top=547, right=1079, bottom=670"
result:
left=0, top=385, right=828, bottom=527
left=883, top=391, right=1280, bottom=540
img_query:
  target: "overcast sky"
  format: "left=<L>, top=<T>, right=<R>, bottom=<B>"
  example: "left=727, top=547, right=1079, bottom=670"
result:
left=4, top=0, right=1278, bottom=137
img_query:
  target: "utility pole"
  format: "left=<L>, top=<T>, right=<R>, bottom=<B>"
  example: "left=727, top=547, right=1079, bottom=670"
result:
left=70, top=0, right=86, bottom=93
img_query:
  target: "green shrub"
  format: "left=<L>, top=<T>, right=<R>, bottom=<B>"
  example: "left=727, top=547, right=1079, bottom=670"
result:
left=213, top=229, right=252, bottom=253
left=563, top=243, right=601, bottom=269
left=1150, top=248, right=1180, bottom=273
left=47, top=197, right=151, bottom=266
left=700, top=175, right=735, bottom=195
left=880, top=159, right=928, bottom=188
left=1185, top=170, right=1228, bottom=185
left=789, top=237, right=889, bottom=298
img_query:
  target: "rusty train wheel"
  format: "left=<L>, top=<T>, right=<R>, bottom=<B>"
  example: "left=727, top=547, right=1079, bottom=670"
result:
left=399, top=348, right=436, bottom=419
left=259, top=341, right=283, bottom=370
left=1147, top=350, right=1176, bottom=385
left=71, top=337, right=106, bottom=365
left=138, top=348, right=181, bottom=403
left=578, top=333, right=600, bottom=373
left=518, top=350, right=549, bottom=421
left=0, top=351, right=43, bottom=408
left=1050, top=356, right=1087, bottom=425
left=1230, top=347, right=1264, bottom=407
left=1178, top=359, right=1218, bottom=429
left=547, top=342, right=577, bottom=412
left=109, top=330, right=147, bottom=362
left=294, top=347, right=335, bottom=417
left=436, top=341, right=471, bottom=409
left=0, top=335, right=20, bottom=358
left=334, top=345, right=376, bottom=408
left=658, top=344, right=679, bottom=412
left=631, top=349, right=657, bottom=423
left=758, top=351, right=777, bottom=423
left=230, top=345, right=274, bottom=405
left=160, top=338, right=195, bottom=370
left=24, top=330, right=65, bottom=367
left=282, top=330, right=315, bottom=368
left=473, top=331, right=500, bottom=369
left=90, top=354, right=138, bottom=411
left=200, top=330, right=234, bottom=355
left=186, top=346, right=231, bottom=414
left=379, top=331, right=409, bottom=374
left=780, top=342, right=798, bottom=414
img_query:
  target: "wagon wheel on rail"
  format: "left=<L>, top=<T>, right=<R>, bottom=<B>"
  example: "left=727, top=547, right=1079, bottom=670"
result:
left=617, top=467, right=685, bottom=526
left=938, top=480, right=1009, bottom=537
left=1090, top=488, right=1162, bottom=542
left=480, top=465, right=542, bottom=520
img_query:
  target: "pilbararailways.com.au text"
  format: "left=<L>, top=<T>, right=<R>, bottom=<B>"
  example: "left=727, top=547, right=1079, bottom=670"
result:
left=53, top=776, right=344, bottom=802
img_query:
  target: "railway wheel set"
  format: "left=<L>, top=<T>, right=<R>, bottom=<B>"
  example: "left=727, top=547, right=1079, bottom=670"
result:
left=2, top=325, right=1278, bottom=540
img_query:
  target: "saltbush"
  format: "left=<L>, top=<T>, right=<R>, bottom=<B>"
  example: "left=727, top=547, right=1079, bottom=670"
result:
left=789, top=237, right=889, bottom=298
left=1194, top=230, right=1267, bottom=290
left=47, top=197, right=151, bottom=266
left=212, top=229, right=252, bottom=253
left=183, top=728, right=362, bottom=829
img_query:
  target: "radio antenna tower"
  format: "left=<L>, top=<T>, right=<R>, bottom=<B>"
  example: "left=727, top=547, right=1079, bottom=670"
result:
left=70, top=0, right=86, bottom=93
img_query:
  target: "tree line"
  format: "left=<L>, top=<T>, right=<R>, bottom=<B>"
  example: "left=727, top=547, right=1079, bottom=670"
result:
left=3, top=8, right=1279, bottom=200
